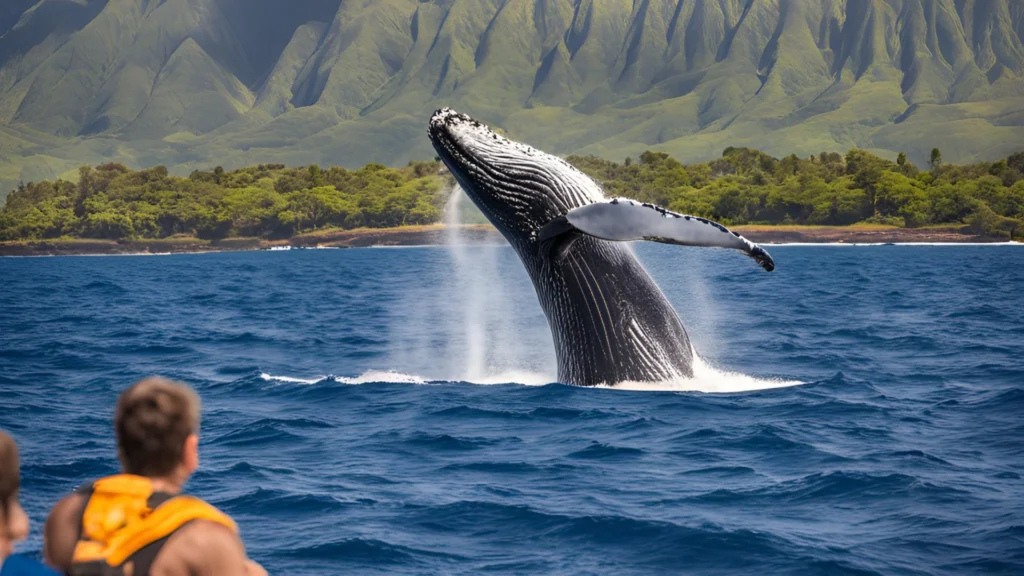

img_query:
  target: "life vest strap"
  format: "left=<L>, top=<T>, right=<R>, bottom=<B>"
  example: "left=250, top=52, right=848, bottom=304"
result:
left=104, top=496, right=237, bottom=566
left=71, top=475, right=237, bottom=572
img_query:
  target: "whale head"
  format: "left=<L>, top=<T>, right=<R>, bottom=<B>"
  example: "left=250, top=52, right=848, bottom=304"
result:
left=428, top=108, right=602, bottom=247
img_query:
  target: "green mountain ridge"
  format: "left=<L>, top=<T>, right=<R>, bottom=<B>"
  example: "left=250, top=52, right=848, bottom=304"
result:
left=1, top=0, right=1023, bottom=200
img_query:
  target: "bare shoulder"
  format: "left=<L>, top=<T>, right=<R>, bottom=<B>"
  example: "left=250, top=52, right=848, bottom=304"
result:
left=158, top=520, right=249, bottom=576
left=171, top=519, right=242, bottom=550
left=46, top=491, right=86, bottom=526
left=44, top=492, right=87, bottom=570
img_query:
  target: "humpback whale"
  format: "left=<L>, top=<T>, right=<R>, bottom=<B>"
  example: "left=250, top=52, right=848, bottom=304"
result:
left=428, top=109, right=773, bottom=387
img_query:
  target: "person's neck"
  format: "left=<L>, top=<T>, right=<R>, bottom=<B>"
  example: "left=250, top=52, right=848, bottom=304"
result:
left=144, top=475, right=185, bottom=495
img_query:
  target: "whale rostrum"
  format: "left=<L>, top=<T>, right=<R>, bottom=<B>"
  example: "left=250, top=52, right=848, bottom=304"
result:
left=428, top=108, right=773, bottom=386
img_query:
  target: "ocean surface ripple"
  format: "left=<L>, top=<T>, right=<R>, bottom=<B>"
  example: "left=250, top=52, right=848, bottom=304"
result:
left=1, top=245, right=1022, bottom=575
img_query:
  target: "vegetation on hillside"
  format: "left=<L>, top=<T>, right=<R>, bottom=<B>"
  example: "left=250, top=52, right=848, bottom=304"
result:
left=0, top=162, right=445, bottom=241
left=2, top=148, right=1023, bottom=242
left=2, top=0, right=1023, bottom=199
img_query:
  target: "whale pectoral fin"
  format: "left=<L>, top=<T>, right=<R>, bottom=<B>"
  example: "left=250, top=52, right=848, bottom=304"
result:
left=561, top=198, right=775, bottom=272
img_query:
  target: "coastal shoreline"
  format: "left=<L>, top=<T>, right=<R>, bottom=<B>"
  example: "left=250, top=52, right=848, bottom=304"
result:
left=0, top=224, right=1013, bottom=257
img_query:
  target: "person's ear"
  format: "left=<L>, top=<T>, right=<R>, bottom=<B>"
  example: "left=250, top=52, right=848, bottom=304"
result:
left=183, top=434, right=199, bottom=475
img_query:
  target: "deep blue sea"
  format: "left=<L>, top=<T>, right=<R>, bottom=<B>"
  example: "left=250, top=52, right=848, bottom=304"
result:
left=1, top=244, right=1023, bottom=575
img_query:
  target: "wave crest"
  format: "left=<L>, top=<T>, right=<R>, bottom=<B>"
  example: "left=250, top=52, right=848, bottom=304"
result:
left=606, top=355, right=803, bottom=393
left=259, top=355, right=800, bottom=393
left=260, top=370, right=427, bottom=385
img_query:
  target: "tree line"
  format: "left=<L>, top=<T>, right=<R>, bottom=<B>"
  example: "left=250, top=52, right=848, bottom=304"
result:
left=568, top=147, right=1024, bottom=239
left=2, top=147, right=1023, bottom=241
left=0, top=162, right=445, bottom=241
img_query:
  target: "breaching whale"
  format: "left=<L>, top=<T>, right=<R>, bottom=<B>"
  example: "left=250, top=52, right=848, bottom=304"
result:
left=428, top=109, right=773, bottom=387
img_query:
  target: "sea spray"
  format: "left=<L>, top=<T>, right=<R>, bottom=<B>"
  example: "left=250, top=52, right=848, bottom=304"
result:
left=383, top=185, right=554, bottom=383
left=442, top=186, right=489, bottom=379
left=659, top=246, right=724, bottom=359
left=441, top=186, right=554, bottom=381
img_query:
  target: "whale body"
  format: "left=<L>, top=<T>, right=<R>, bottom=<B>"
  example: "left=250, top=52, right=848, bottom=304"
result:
left=428, top=109, right=772, bottom=386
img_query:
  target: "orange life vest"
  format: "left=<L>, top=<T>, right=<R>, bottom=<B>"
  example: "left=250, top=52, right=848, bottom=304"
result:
left=69, top=475, right=236, bottom=576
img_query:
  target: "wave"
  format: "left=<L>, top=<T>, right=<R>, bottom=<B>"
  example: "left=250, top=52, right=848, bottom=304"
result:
left=260, top=372, right=327, bottom=384
left=606, top=355, right=803, bottom=393
left=447, top=370, right=555, bottom=386
left=260, top=370, right=427, bottom=385
left=258, top=354, right=800, bottom=393
left=689, top=471, right=970, bottom=505
left=276, top=538, right=466, bottom=563
left=568, top=442, right=645, bottom=460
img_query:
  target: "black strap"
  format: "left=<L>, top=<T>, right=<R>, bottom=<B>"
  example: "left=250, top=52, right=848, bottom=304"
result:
left=124, top=492, right=175, bottom=576
left=126, top=534, right=172, bottom=576
left=67, top=559, right=119, bottom=576
left=146, top=492, right=174, bottom=509
left=73, top=483, right=96, bottom=544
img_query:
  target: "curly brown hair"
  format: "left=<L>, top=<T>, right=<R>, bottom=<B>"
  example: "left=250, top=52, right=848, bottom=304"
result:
left=115, top=377, right=201, bottom=477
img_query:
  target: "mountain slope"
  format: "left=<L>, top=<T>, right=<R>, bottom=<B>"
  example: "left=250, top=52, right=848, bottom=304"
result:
left=2, top=0, right=1023, bottom=199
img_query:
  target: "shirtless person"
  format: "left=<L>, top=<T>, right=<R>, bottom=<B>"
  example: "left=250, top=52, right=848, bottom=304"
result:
left=44, top=378, right=266, bottom=576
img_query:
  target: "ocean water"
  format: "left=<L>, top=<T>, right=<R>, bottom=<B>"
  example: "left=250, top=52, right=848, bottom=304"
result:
left=1, top=244, right=1022, bottom=575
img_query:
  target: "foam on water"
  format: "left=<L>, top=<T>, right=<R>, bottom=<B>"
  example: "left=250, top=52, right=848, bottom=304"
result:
left=607, top=354, right=803, bottom=393
left=336, top=370, right=427, bottom=385
left=260, top=357, right=799, bottom=392
left=259, top=370, right=547, bottom=387
left=259, top=372, right=323, bottom=385
left=260, top=370, right=427, bottom=385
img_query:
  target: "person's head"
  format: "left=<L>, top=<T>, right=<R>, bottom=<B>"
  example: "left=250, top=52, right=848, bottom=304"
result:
left=115, top=378, right=201, bottom=485
left=0, top=430, right=29, bottom=560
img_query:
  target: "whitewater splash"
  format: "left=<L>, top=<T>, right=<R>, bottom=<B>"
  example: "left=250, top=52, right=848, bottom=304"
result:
left=606, top=354, right=802, bottom=393
left=259, top=356, right=802, bottom=393
left=260, top=370, right=427, bottom=386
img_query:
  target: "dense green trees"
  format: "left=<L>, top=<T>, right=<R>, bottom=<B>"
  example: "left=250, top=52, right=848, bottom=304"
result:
left=0, top=162, right=445, bottom=241
left=2, top=148, right=1023, bottom=241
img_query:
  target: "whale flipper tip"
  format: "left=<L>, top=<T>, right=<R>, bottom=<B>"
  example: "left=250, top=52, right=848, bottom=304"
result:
left=750, top=245, right=775, bottom=272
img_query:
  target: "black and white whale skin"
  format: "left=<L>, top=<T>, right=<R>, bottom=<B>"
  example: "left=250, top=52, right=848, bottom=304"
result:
left=428, top=108, right=773, bottom=386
